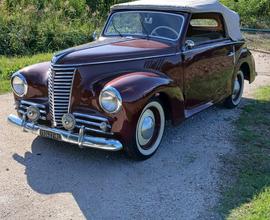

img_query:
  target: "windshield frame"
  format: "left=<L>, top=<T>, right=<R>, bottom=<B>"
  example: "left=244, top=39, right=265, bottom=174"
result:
left=102, top=10, right=185, bottom=42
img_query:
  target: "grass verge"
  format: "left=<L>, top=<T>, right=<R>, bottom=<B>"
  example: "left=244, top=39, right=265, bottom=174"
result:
left=0, top=80, right=10, bottom=95
left=220, top=86, right=270, bottom=219
left=0, top=53, right=53, bottom=94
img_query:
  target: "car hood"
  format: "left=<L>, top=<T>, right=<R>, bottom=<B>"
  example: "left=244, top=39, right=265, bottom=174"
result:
left=52, top=37, right=175, bottom=65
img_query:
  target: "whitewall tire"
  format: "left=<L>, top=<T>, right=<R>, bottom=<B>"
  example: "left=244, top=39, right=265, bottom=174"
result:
left=126, top=100, right=165, bottom=160
left=224, top=70, right=244, bottom=108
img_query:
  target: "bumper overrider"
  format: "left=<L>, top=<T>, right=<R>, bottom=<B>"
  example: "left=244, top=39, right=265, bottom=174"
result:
left=7, top=114, right=123, bottom=151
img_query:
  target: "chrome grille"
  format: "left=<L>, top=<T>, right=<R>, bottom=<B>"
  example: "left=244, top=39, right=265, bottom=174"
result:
left=18, top=100, right=47, bottom=121
left=73, top=112, right=113, bottom=135
left=48, top=66, right=75, bottom=127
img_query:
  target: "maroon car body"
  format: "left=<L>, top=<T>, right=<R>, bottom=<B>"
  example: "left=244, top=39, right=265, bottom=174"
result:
left=8, top=1, right=256, bottom=159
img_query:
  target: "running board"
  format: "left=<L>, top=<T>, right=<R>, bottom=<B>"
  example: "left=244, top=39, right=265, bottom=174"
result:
left=184, top=102, right=213, bottom=118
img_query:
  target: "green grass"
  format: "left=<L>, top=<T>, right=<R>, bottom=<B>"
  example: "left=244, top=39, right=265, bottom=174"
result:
left=0, top=80, right=10, bottom=95
left=0, top=53, right=53, bottom=94
left=220, top=86, right=270, bottom=219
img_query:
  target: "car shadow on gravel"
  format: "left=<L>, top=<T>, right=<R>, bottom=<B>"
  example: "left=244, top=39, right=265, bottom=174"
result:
left=11, top=102, right=245, bottom=219
left=12, top=131, right=203, bottom=219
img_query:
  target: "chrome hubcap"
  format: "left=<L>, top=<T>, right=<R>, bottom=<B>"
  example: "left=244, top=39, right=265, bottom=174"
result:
left=141, top=116, right=155, bottom=140
left=137, top=109, right=155, bottom=146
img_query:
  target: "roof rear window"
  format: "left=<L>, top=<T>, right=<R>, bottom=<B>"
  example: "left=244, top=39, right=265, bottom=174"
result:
left=186, top=13, right=227, bottom=45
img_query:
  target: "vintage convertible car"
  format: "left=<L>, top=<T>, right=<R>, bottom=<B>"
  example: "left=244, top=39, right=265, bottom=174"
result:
left=8, top=0, right=256, bottom=160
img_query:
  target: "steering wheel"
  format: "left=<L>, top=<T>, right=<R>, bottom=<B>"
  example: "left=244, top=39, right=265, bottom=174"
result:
left=151, top=26, right=178, bottom=39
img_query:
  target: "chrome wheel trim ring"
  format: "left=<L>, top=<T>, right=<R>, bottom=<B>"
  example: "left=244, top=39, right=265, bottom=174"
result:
left=136, top=101, right=165, bottom=156
left=232, top=71, right=244, bottom=105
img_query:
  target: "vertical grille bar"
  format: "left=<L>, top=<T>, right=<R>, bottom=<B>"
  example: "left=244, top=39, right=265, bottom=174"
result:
left=48, top=66, right=75, bottom=128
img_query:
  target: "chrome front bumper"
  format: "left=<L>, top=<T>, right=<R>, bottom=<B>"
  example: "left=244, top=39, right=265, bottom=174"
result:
left=7, top=114, right=123, bottom=151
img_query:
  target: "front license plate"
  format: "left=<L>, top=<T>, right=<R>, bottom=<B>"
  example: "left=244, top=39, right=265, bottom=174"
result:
left=40, top=129, right=61, bottom=141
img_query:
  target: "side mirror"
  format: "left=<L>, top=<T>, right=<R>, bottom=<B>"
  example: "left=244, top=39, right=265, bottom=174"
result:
left=92, top=31, right=98, bottom=41
left=185, top=40, right=195, bottom=50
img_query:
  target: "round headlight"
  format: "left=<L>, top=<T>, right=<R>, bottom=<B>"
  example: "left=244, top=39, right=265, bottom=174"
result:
left=11, top=73, right=28, bottom=97
left=99, top=86, right=122, bottom=113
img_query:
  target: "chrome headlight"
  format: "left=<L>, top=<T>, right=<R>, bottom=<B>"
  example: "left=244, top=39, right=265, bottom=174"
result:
left=11, top=72, right=28, bottom=97
left=99, top=86, right=122, bottom=113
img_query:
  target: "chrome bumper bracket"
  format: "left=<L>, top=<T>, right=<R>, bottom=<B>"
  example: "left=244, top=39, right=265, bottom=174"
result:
left=7, top=114, right=123, bottom=151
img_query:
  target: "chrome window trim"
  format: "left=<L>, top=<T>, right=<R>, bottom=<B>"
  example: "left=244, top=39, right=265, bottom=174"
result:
left=11, top=72, right=28, bottom=97
left=103, top=10, right=185, bottom=42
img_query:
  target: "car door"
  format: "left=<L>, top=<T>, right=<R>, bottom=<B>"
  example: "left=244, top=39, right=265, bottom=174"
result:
left=182, top=13, right=235, bottom=112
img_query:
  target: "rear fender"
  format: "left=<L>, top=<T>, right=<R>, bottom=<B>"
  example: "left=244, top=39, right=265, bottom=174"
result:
left=235, top=47, right=256, bottom=83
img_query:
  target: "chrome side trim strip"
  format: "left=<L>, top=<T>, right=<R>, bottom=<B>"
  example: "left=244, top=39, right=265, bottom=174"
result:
left=7, top=114, right=122, bottom=151
left=52, top=53, right=178, bottom=67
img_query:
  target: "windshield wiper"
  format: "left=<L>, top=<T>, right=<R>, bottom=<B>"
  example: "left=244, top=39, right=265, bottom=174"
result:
left=112, top=19, right=123, bottom=37
left=140, top=18, right=150, bottom=40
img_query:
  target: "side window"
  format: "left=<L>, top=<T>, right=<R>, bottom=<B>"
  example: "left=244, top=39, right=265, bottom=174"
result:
left=186, top=13, right=226, bottom=45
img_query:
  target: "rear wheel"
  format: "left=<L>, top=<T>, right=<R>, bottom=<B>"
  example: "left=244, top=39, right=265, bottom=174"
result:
left=125, top=100, right=165, bottom=160
left=224, top=70, right=244, bottom=108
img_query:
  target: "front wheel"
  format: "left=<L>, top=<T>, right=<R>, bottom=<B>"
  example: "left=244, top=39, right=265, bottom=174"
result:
left=224, top=70, right=244, bottom=108
left=125, top=100, right=165, bottom=160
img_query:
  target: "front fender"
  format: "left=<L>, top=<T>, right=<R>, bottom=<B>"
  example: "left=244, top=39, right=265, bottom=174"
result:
left=14, top=62, right=50, bottom=100
left=104, top=71, right=184, bottom=146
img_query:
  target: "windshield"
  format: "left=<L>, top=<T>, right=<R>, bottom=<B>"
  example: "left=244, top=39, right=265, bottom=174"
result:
left=104, top=11, right=184, bottom=41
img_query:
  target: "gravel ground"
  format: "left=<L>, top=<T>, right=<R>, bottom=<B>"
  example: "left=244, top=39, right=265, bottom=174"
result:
left=0, top=52, right=269, bottom=220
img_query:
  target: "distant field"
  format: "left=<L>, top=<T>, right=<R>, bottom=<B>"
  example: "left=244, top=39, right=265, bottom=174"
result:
left=244, top=33, right=270, bottom=52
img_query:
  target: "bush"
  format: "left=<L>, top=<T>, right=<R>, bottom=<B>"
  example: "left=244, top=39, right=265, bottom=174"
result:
left=0, top=0, right=100, bottom=56
left=221, top=0, right=270, bottom=28
left=0, top=0, right=269, bottom=56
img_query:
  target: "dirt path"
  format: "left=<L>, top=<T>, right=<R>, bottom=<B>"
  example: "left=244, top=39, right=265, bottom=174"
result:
left=0, top=52, right=269, bottom=220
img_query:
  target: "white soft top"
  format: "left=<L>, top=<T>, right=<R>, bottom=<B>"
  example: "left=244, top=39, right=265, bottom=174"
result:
left=112, top=0, right=243, bottom=41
